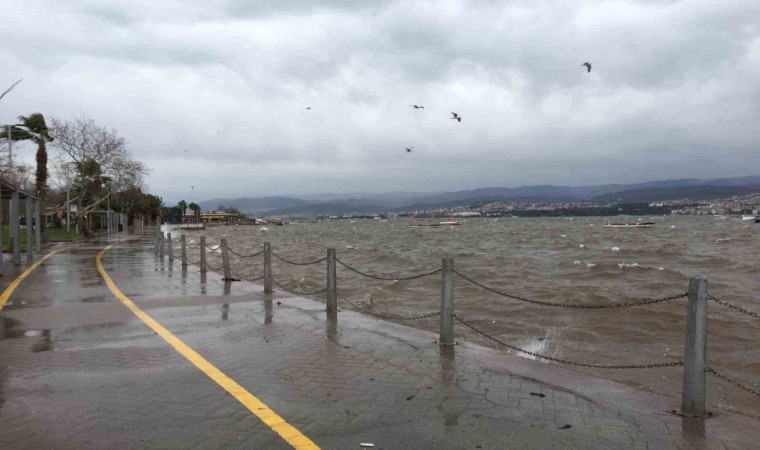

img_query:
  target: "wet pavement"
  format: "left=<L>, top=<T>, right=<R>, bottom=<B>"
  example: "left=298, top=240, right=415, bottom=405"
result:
left=1, top=231, right=758, bottom=449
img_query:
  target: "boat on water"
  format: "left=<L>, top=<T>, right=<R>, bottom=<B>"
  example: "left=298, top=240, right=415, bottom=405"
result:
left=741, top=215, right=756, bottom=221
left=603, top=219, right=655, bottom=228
left=439, top=218, right=462, bottom=226
left=409, top=220, right=441, bottom=228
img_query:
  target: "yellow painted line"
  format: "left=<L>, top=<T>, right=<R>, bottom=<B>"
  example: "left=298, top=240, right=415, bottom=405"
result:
left=0, top=250, right=61, bottom=311
left=96, top=245, right=319, bottom=450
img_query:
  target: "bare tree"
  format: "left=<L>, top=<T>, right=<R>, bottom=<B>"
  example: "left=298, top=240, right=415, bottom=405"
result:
left=50, top=116, right=148, bottom=237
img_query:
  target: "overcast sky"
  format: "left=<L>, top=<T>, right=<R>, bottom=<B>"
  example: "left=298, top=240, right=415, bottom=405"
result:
left=2, top=0, right=759, bottom=203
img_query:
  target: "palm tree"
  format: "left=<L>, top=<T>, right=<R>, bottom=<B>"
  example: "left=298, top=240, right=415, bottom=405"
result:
left=0, top=113, right=53, bottom=229
left=177, top=200, right=188, bottom=223
left=188, top=202, right=201, bottom=223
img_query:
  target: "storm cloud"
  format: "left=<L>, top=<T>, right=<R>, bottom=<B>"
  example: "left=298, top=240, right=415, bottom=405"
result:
left=2, top=0, right=759, bottom=202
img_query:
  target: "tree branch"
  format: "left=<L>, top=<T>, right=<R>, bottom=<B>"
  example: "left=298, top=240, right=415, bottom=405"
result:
left=0, top=79, right=22, bottom=102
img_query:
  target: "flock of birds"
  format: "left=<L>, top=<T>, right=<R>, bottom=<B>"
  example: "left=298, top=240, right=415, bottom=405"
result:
left=301, top=62, right=593, bottom=154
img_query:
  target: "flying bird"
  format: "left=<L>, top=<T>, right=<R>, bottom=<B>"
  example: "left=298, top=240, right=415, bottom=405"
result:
left=405, top=146, right=414, bottom=153
left=305, top=107, right=312, bottom=110
left=450, top=112, right=461, bottom=122
left=582, top=62, right=592, bottom=73
left=409, top=105, right=424, bottom=109
left=190, top=185, right=194, bottom=189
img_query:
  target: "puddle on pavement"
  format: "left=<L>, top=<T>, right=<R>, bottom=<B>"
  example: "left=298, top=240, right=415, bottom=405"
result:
left=1, top=318, right=53, bottom=352
left=81, top=296, right=111, bottom=303
left=1, top=317, right=22, bottom=338
left=31, top=329, right=53, bottom=352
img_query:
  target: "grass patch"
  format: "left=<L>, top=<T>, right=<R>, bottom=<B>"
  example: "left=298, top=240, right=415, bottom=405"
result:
left=1, top=225, right=83, bottom=251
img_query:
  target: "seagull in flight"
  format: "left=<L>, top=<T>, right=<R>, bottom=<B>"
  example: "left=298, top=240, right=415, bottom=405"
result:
left=190, top=185, right=194, bottom=189
left=305, top=107, right=312, bottom=110
left=409, top=105, right=424, bottom=109
left=450, top=112, right=461, bottom=122
left=405, top=146, right=414, bottom=153
left=582, top=62, right=592, bottom=73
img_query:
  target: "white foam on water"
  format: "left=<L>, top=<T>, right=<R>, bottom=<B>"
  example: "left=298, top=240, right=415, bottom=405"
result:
left=611, top=246, right=620, bottom=251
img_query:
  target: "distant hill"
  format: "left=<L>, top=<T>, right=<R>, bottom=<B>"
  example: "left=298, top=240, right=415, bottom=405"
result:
left=394, top=196, right=579, bottom=212
left=592, top=185, right=760, bottom=204
left=261, top=201, right=387, bottom=216
left=195, top=175, right=760, bottom=217
left=198, top=196, right=309, bottom=213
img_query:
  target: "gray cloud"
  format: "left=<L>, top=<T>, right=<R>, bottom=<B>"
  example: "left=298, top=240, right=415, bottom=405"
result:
left=1, top=0, right=759, bottom=203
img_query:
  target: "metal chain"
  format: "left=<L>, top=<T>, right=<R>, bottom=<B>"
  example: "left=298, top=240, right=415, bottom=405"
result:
left=336, top=258, right=442, bottom=281
left=171, top=238, right=181, bottom=243
left=207, top=262, right=224, bottom=271
left=187, top=258, right=201, bottom=265
left=205, top=244, right=221, bottom=251
left=343, top=297, right=440, bottom=320
left=186, top=242, right=201, bottom=249
left=453, top=315, right=683, bottom=369
left=230, top=267, right=264, bottom=282
left=706, top=367, right=760, bottom=397
left=272, top=278, right=328, bottom=296
left=228, top=247, right=265, bottom=258
left=453, top=270, right=688, bottom=309
left=708, top=296, right=760, bottom=319
left=271, top=251, right=327, bottom=266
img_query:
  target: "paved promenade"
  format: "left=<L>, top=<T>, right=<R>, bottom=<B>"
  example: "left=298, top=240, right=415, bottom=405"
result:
left=1, top=232, right=758, bottom=449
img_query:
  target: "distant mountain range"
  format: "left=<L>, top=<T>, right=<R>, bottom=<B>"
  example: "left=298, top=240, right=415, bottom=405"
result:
left=198, top=176, right=760, bottom=217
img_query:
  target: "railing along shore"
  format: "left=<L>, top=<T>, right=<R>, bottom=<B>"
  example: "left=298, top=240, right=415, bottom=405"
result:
left=155, top=228, right=760, bottom=418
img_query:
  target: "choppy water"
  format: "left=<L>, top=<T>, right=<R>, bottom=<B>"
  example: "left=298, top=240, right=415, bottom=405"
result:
left=181, top=216, right=760, bottom=417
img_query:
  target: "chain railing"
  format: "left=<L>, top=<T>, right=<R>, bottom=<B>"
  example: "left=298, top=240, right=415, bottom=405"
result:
left=454, top=269, right=688, bottom=308
left=186, top=242, right=201, bottom=249
left=271, top=250, right=327, bottom=266
left=153, top=232, right=758, bottom=409
left=708, top=295, right=760, bottom=319
left=453, top=314, right=683, bottom=369
left=706, top=367, right=760, bottom=397
left=336, top=258, right=442, bottom=281
left=272, top=278, right=327, bottom=296
left=343, top=297, right=440, bottom=320
left=230, top=267, right=264, bottom=282
left=228, top=247, right=265, bottom=258
left=206, top=261, right=224, bottom=271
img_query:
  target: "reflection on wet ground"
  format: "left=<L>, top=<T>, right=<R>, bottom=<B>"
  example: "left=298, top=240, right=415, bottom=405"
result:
left=0, top=233, right=757, bottom=449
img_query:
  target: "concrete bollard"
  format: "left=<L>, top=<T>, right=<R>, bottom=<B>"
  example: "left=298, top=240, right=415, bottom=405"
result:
left=221, top=238, right=232, bottom=280
left=681, top=276, right=708, bottom=417
left=264, top=242, right=272, bottom=294
left=34, top=199, right=41, bottom=252
left=167, top=233, right=174, bottom=262
left=11, top=189, right=20, bottom=265
left=158, top=232, right=165, bottom=259
left=439, top=257, right=455, bottom=345
left=180, top=234, right=188, bottom=268
left=200, top=236, right=207, bottom=273
left=154, top=227, right=161, bottom=255
left=25, top=198, right=33, bottom=263
left=326, top=248, right=337, bottom=315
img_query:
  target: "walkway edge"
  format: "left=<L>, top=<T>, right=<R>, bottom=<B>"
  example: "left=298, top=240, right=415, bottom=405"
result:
left=0, top=250, right=61, bottom=310
left=96, top=244, right=320, bottom=450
